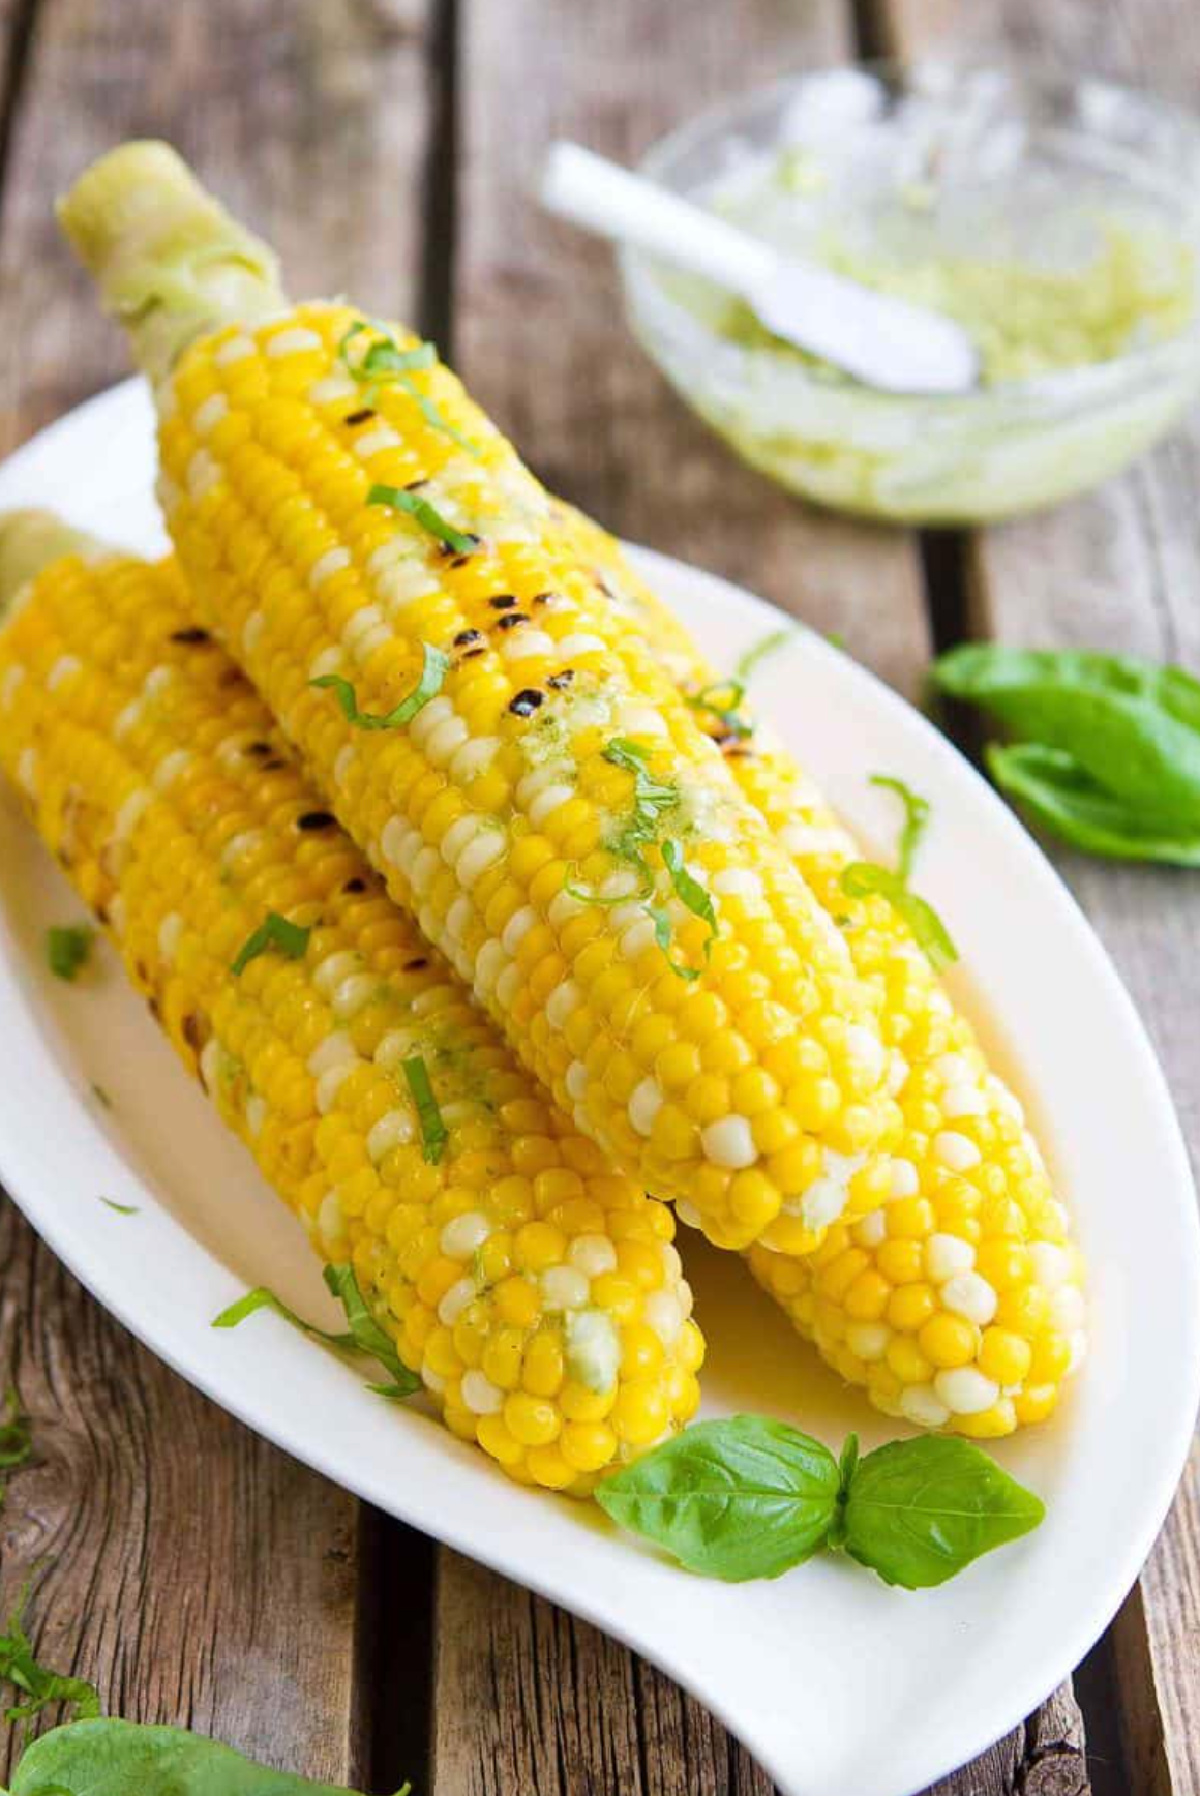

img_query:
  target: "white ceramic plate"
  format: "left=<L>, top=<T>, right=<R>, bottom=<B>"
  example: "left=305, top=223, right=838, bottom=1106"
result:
left=1, top=381, right=1197, bottom=1796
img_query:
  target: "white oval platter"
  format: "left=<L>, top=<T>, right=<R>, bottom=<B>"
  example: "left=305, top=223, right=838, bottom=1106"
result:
left=0, top=379, right=1196, bottom=1796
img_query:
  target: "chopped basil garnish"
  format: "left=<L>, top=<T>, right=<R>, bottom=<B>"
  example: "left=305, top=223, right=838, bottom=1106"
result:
left=213, top=1265, right=419, bottom=1400
left=312, top=641, right=450, bottom=729
left=596, top=1415, right=1044, bottom=1586
left=839, top=772, right=956, bottom=971
left=602, top=738, right=679, bottom=844
left=230, top=912, right=311, bottom=976
left=840, top=863, right=958, bottom=972
left=3, top=1716, right=413, bottom=1793
left=402, top=1054, right=448, bottom=1165
left=47, top=924, right=93, bottom=982
left=367, top=482, right=479, bottom=554
left=736, top=626, right=796, bottom=685
left=654, top=839, right=719, bottom=981
left=339, top=320, right=480, bottom=458
left=869, top=773, right=930, bottom=883
left=0, top=1586, right=101, bottom=1725
left=686, top=678, right=754, bottom=742
left=98, top=1197, right=139, bottom=1216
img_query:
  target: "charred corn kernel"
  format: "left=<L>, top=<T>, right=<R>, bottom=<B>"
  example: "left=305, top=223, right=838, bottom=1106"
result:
left=60, top=144, right=901, bottom=1258
left=0, top=513, right=702, bottom=1498
left=554, top=506, right=1085, bottom=1438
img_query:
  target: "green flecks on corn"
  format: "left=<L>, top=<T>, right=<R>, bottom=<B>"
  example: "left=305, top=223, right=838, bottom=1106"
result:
left=0, top=512, right=704, bottom=1494
left=57, top=142, right=905, bottom=1256
left=555, top=502, right=1086, bottom=1439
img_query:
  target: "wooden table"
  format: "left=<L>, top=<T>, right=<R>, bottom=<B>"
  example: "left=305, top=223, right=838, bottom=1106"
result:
left=0, top=2, right=1196, bottom=1791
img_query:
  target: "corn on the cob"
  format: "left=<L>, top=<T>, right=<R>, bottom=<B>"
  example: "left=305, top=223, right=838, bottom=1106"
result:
left=58, top=142, right=904, bottom=1258
left=0, top=511, right=704, bottom=1494
left=554, top=503, right=1085, bottom=1438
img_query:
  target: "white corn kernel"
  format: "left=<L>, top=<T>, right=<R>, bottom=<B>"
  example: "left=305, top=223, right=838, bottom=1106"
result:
left=367, top=1109, right=415, bottom=1163
left=438, top=1277, right=477, bottom=1326
left=940, top=1272, right=997, bottom=1326
left=934, top=1367, right=1000, bottom=1415
left=541, top=1267, right=589, bottom=1311
left=461, top=1370, right=504, bottom=1415
left=627, top=1078, right=663, bottom=1138
left=567, top=1235, right=617, bottom=1279
left=924, top=1233, right=975, bottom=1283
left=934, top=1130, right=982, bottom=1172
left=700, top=1115, right=757, bottom=1170
left=900, top=1383, right=951, bottom=1427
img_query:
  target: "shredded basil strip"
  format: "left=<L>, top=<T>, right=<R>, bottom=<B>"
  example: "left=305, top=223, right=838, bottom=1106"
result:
left=602, top=737, right=679, bottom=843
left=686, top=678, right=754, bottom=742
left=869, top=773, right=930, bottom=883
left=840, top=863, right=958, bottom=972
left=47, top=924, right=93, bottom=982
left=736, top=626, right=796, bottom=685
left=339, top=321, right=480, bottom=456
left=99, top=1197, right=139, bottom=1216
left=367, top=482, right=478, bottom=554
left=231, top=912, right=311, bottom=977
left=312, top=642, right=450, bottom=730
left=213, top=1269, right=419, bottom=1400
left=402, top=1055, right=448, bottom=1165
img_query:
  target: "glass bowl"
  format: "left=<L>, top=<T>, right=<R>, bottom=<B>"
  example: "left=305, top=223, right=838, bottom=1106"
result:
left=620, top=62, right=1200, bottom=524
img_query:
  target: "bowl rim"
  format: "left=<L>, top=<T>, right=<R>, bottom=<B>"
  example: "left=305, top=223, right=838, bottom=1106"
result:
left=621, top=55, right=1200, bottom=414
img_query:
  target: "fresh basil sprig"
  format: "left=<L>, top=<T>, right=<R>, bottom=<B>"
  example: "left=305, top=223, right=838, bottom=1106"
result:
left=46, top=924, right=93, bottom=983
left=312, top=642, right=450, bottom=730
left=213, top=1265, right=419, bottom=1400
left=987, top=742, right=1200, bottom=865
left=1, top=1717, right=411, bottom=1794
left=596, top=1416, right=1044, bottom=1587
left=933, top=643, right=1200, bottom=863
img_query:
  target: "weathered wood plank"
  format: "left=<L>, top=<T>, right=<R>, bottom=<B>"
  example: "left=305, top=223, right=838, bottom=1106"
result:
left=0, top=1201, right=362, bottom=1784
left=0, top=0, right=437, bottom=1785
left=435, top=5, right=1052, bottom=1795
left=876, top=4, right=1200, bottom=1791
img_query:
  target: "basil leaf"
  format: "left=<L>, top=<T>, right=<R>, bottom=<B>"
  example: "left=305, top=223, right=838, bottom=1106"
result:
left=988, top=743, right=1200, bottom=866
left=736, top=627, right=797, bottom=684
left=367, top=483, right=479, bottom=555
left=401, top=1054, right=448, bottom=1165
left=231, top=912, right=310, bottom=976
left=213, top=1271, right=418, bottom=1402
left=46, top=925, right=92, bottom=983
left=312, top=642, right=450, bottom=730
left=322, top=1265, right=420, bottom=1397
left=840, top=863, right=958, bottom=972
left=595, top=1415, right=840, bottom=1581
left=933, top=644, right=1200, bottom=824
left=643, top=899, right=700, bottom=983
left=7, top=1717, right=406, bottom=1794
left=869, top=774, right=929, bottom=883
left=0, top=1592, right=100, bottom=1726
left=839, top=1435, right=1044, bottom=1589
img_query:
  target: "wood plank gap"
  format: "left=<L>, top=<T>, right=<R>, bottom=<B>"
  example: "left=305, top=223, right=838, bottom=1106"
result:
left=0, top=0, right=40, bottom=192
left=352, top=1507, right=436, bottom=1795
left=416, top=0, right=459, bottom=350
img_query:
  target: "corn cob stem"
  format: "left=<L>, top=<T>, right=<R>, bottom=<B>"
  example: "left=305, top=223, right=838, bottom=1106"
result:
left=57, top=142, right=285, bottom=384
left=0, top=519, right=703, bottom=1494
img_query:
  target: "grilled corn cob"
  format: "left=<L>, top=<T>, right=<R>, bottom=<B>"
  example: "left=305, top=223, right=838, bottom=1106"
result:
left=0, top=511, right=704, bottom=1494
left=58, top=142, right=903, bottom=1257
left=555, top=503, right=1085, bottom=1438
